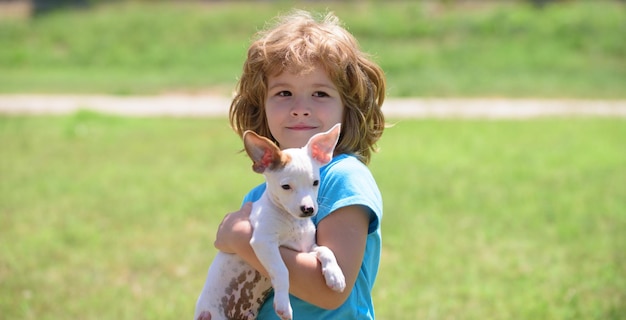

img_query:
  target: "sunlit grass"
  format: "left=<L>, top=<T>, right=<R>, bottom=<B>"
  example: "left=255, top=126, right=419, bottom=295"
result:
left=0, top=1, right=624, bottom=97
left=1, top=114, right=624, bottom=319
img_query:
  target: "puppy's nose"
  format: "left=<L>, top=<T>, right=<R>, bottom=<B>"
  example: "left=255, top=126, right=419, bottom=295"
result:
left=300, top=206, right=315, bottom=216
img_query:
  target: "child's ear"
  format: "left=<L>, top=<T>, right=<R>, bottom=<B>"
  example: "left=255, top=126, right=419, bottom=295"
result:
left=306, top=123, right=341, bottom=165
left=243, top=131, right=285, bottom=173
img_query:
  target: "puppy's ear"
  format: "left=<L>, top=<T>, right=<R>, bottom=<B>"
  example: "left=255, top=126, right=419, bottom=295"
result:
left=243, top=131, right=288, bottom=173
left=306, top=123, right=341, bottom=166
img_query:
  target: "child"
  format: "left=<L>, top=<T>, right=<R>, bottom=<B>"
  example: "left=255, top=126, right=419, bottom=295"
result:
left=214, top=9, right=386, bottom=319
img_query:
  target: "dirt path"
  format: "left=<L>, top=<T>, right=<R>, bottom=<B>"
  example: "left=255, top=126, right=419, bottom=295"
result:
left=1, top=94, right=625, bottom=118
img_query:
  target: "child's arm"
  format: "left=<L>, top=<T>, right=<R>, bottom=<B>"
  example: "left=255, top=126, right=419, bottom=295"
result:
left=214, top=203, right=369, bottom=310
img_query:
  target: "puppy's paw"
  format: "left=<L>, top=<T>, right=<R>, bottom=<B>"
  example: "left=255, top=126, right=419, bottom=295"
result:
left=313, top=245, right=346, bottom=292
left=273, top=295, right=293, bottom=320
left=323, top=264, right=346, bottom=292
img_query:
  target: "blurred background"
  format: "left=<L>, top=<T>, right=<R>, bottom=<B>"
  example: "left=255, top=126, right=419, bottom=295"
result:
left=1, top=0, right=625, bottom=98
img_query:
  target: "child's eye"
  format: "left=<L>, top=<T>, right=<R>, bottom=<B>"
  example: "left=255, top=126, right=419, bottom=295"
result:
left=312, top=91, right=329, bottom=98
left=277, top=91, right=292, bottom=97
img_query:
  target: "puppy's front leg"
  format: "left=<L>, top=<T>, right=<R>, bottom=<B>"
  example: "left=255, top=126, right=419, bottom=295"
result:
left=250, top=236, right=292, bottom=320
left=312, top=245, right=346, bottom=292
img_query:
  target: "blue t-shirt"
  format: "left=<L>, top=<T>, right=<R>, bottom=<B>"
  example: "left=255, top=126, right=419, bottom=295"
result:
left=242, top=154, right=383, bottom=319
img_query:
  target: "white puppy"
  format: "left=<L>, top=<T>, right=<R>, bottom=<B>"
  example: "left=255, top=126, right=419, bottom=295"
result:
left=195, top=124, right=345, bottom=320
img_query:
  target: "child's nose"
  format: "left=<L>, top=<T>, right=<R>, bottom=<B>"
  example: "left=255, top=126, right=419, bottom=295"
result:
left=291, top=98, right=310, bottom=117
left=291, top=109, right=310, bottom=117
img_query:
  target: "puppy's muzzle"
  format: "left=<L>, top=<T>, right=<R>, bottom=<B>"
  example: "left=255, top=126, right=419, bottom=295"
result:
left=300, top=206, right=315, bottom=217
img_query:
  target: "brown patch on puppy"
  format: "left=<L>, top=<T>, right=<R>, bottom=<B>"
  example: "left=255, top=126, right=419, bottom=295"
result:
left=275, top=152, right=291, bottom=170
left=220, top=269, right=271, bottom=320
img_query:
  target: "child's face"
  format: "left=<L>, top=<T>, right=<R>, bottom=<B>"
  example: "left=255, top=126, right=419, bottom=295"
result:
left=265, top=65, right=344, bottom=149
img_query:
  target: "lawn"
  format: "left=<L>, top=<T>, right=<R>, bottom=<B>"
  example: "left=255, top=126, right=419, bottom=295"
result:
left=1, top=1, right=625, bottom=98
left=1, top=113, right=624, bottom=319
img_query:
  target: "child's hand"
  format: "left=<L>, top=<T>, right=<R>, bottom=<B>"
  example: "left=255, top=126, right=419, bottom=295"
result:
left=214, top=202, right=253, bottom=254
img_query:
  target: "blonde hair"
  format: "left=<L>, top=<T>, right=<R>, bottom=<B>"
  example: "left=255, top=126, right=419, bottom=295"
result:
left=229, top=10, right=386, bottom=164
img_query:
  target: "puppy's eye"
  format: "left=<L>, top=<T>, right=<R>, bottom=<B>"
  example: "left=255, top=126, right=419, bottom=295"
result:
left=313, top=180, right=319, bottom=186
left=281, top=184, right=291, bottom=190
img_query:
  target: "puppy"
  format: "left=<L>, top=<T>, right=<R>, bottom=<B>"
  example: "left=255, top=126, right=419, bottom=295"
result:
left=195, top=124, right=345, bottom=320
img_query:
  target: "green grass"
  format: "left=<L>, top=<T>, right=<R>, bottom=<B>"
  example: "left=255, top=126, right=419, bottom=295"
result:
left=1, top=113, right=625, bottom=319
left=1, top=1, right=625, bottom=98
